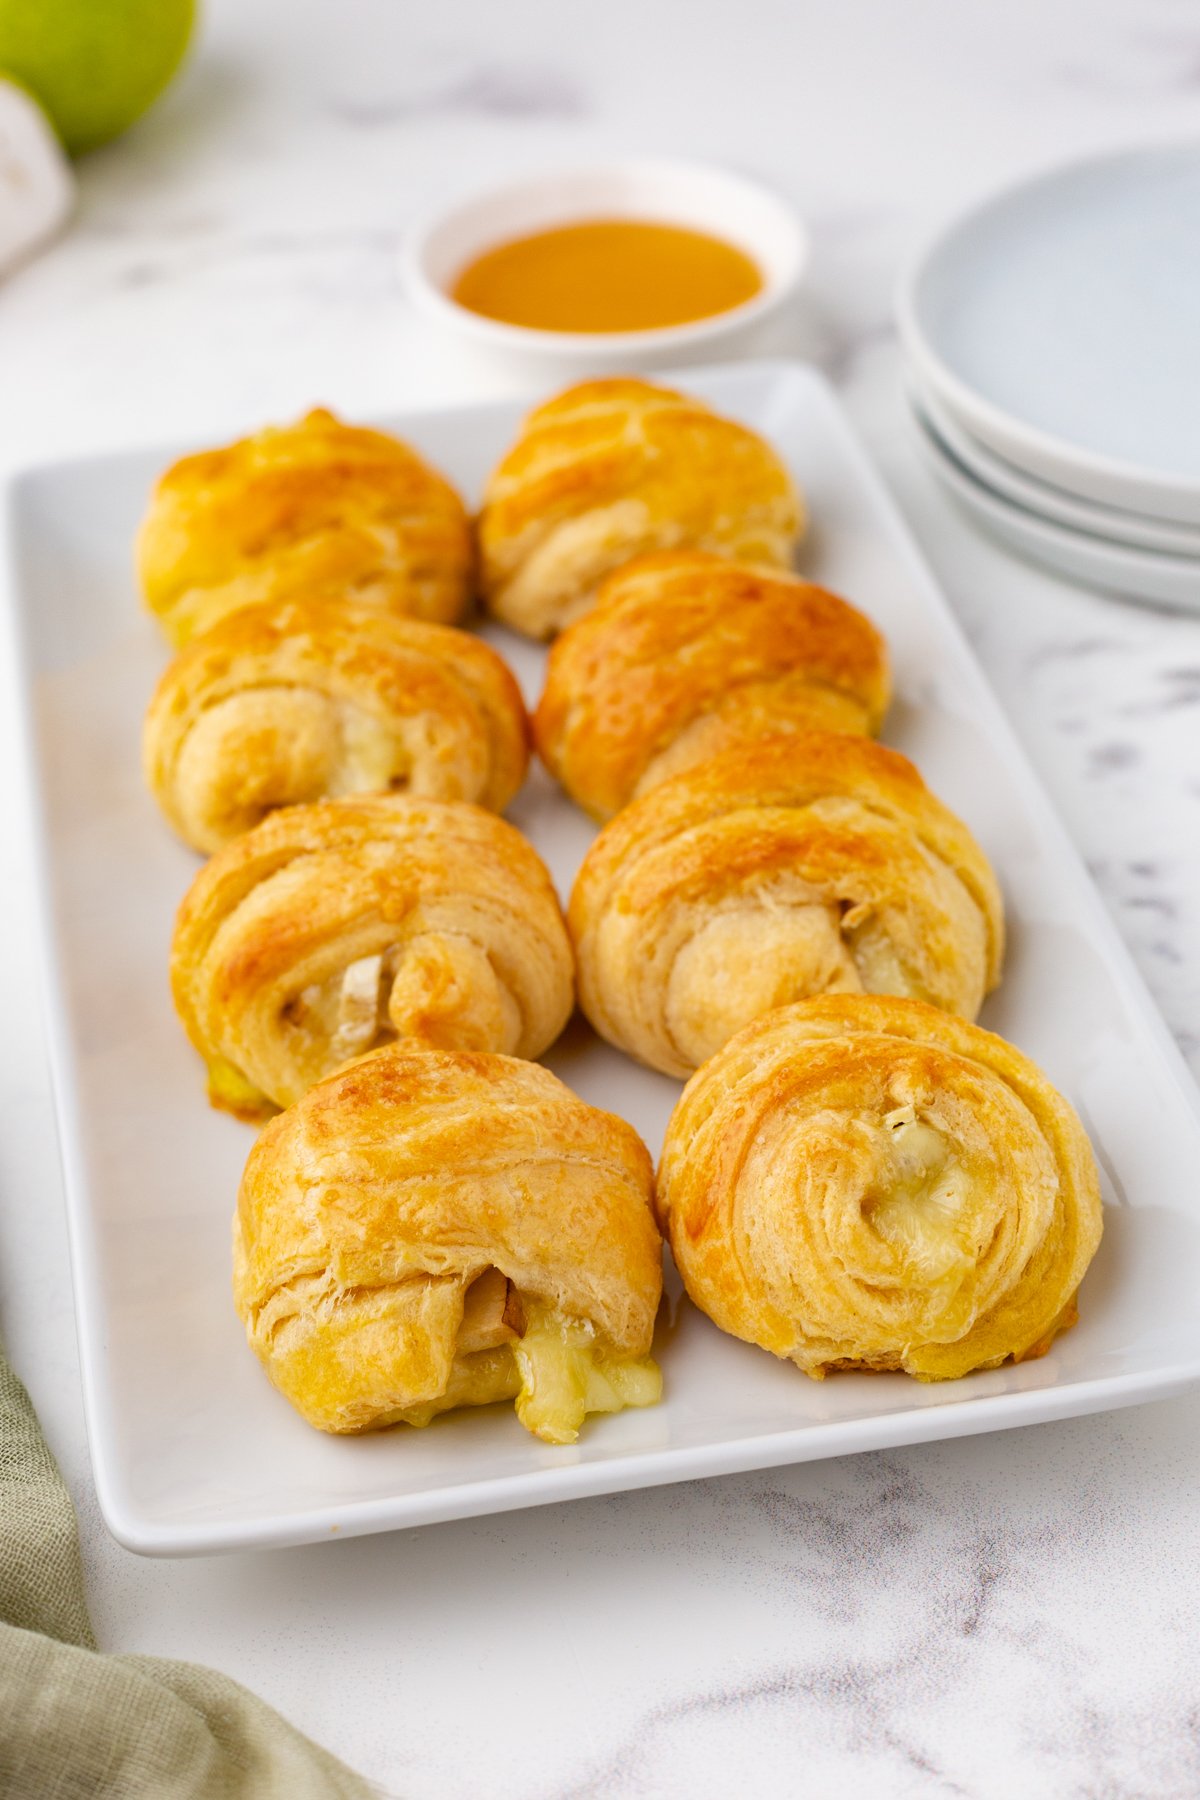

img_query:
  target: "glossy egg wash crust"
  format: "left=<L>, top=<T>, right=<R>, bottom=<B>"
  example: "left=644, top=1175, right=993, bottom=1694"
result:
left=169, top=794, right=575, bottom=1119
left=234, top=1043, right=663, bottom=1444
left=477, top=377, right=804, bottom=640
left=568, top=731, right=1005, bottom=1079
left=657, top=994, right=1103, bottom=1382
left=143, top=597, right=530, bottom=854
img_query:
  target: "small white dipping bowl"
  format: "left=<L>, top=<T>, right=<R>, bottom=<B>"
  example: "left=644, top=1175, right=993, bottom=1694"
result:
left=400, top=159, right=808, bottom=376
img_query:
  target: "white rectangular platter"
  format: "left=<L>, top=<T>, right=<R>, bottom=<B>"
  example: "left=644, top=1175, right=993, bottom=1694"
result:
left=7, top=360, right=1200, bottom=1557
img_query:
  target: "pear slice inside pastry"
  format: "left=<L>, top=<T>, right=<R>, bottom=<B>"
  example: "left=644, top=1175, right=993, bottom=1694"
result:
left=171, top=794, right=575, bottom=1116
left=234, top=1045, right=663, bottom=1443
left=330, top=954, right=385, bottom=1061
left=456, top=1267, right=526, bottom=1355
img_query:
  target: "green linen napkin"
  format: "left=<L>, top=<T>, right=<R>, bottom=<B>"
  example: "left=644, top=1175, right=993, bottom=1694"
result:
left=0, top=1349, right=377, bottom=1799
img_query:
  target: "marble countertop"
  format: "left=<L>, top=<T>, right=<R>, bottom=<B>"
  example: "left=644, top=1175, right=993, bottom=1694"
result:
left=2, top=1, right=1199, bottom=1794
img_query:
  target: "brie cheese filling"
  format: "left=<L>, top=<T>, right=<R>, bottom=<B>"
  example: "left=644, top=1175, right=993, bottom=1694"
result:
left=863, top=1106, right=969, bottom=1282
left=397, top=1276, right=661, bottom=1444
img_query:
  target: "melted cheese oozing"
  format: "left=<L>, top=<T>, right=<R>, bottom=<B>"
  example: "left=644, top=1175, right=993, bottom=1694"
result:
left=394, top=1293, right=662, bottom=1444
left=863, top=1107, right=969, bottom=1282
left=510, top=1300, right=662, bottom=1445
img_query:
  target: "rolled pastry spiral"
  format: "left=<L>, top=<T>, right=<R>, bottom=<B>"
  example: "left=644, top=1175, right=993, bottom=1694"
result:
left=477, top=378, right=804, bottom=639
left=171, top=795, right=574, bottom=1118
left=137, top=408, right=473, bottom=647
left=569, top=733, right=1004, bottom=1078
left=535, top=551, right=891, bottom=820
left=234, top=1043, right=663, bottom=1442
left=657, top=994, right=1103, bottom=1380
left=144, top=597, right=530, bottom=853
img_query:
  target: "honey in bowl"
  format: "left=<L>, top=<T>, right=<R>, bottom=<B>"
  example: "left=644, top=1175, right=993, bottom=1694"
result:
left=450, top=219, right=764, bottom=334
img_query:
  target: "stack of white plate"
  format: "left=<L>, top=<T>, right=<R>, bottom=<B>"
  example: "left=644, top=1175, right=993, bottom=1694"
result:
left=897, top=143, right=1200, bottom=613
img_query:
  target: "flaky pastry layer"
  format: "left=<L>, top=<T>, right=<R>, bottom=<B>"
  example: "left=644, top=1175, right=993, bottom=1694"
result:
left=234, top=1044, right=663, bottom=1441
left=569, top=732, right=1004, bottom=1077
left=477, top=378, right=803, bottom=639
left=171, top=794, right=574, bottom=1115
left=535, top=551, right=890, bottom=819
left=137, top=407, right=472, bottom=646
left=144, top=597, right=529, bottom=852
left=657, top=994, right=1103, bottom=1380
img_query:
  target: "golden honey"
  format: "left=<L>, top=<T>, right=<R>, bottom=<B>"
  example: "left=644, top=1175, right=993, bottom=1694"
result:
left=450, top=218, right=763, bottom=333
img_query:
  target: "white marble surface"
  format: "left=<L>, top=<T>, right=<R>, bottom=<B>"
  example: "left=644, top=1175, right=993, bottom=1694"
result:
left=2, top=2, right=1200, bottom=1795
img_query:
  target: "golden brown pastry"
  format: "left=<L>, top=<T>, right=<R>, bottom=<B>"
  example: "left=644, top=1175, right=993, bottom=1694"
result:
left=137, top=408, right=473, bottom=646
left=569, top=733, right=1004, bottom=1078
left=234, top=1043, right=663, bottom=1442
left=477, top=378, right=804, bottom=639
left=657, top=994, right=1103, bottom=1380
left=171, top=795, right=574, bottom=1118
left=535, top=551, right=890, bottom=820
left=143, top=597, right=529, bottom=853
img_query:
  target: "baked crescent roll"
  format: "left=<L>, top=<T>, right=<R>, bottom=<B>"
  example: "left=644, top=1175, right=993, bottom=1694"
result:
left=234, top=1043, right=663, bottom=1442
left=657, top=994, right=1103, bottom=1380
left=535, top=551, right=890, bottom=820
left=569, top=733, right=1004, bottom=1078
left=144, top=598, right=530, bottom=853
left=137, top=408, right=473, bottom=647
left=171, top=795, right=574, bottom=1119
left=477, top=378, right=804, bottom=639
